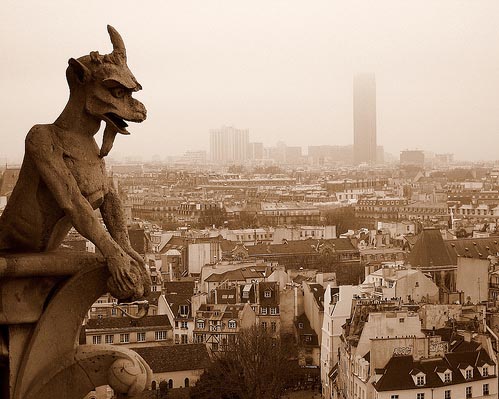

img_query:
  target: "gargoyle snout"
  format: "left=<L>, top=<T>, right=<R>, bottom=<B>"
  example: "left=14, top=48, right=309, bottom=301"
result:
left=131, top=98, right=147, bottom=122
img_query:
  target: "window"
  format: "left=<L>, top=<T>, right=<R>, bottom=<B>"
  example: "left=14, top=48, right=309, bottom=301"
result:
left=482, top=366, right=489, bottom=376
left=197, top=320, right=205, bottom=329
left=168, top=379, right=173, bottom=389
left=179, top=305, right=189, bottom=316
left=264, top=290, right=271, bottom=298
left=228, top=320, right=237, bottom=329
left=444, top=372, right=451, bottom=383
left=399, top=318, right=404, bottom=323
left=416, top=376, right=425, bottom=386
left=196, top=334, right=205, bottom=343
left=137, top=332, right=146, bottom=342
left=111, top=308, right=117, bottom=316
left=185, top=378, right=190, bottom=388
left=105, top=334, right=114, bottom=344
left=444, top=391, right=451, bottom=399
left=416, top=394, right=424, bottom=399
left=120, top=333, right=129, bottom=343
left=270, top=307, right=278, bottom=315
left=483, top=383, right=489, bottom=396
left=298, top=322, right=304, bottom=329
left=465, top=369, right=473, bottom=380
left=92, top=335, right=102, bottom=345
left=466, top=387, right=472, bottom=399
left=155, top=330, right=168, bottom=341
left=261, top=322, right=267, bottom=329
left=390, top=396, right=399, bottom=399
left=181, top=334, right=188, bottom=344
left=261, top=307, right=268, bottom=315
left=181, top=321, right=188, bottom=329
left=271, top=321, right=277, bottom=332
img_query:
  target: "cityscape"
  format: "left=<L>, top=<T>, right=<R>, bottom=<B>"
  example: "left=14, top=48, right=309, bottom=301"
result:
left=2, top=1, right=499, bottom=399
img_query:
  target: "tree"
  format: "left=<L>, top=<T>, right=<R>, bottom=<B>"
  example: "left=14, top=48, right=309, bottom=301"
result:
left=159, top=380, right=169, bottom=399
left=323, top=206, right=359, bottom=234
left=189, top=326, right=294, bottom=399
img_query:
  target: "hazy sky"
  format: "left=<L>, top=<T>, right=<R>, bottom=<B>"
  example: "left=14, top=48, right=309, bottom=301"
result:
left=1, top=0, right=499, bottom=163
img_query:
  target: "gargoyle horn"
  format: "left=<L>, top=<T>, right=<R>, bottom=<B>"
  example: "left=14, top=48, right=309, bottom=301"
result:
left=107, top=25, right=126, bottom=62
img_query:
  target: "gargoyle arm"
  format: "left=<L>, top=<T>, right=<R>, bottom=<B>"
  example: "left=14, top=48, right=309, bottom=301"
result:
left=100, top=187, right=144, bottom=265
left=25, top=126, right=133, bottom=290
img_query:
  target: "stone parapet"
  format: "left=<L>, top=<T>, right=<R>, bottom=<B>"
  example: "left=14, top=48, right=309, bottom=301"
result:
left=0, top=251, right=152, bottom=399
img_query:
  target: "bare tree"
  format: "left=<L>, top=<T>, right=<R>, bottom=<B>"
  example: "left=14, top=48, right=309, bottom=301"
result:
left=190, top=326, right=295, bottom=399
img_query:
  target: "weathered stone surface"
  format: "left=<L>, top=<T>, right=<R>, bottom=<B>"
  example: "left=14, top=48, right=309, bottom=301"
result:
left=0, top=26, right=150, bottom=301
left=3, top=253, right=151, bottom=399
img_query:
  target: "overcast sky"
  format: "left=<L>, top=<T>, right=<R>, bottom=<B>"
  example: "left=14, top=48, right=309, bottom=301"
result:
left=1, top=0, right=499, bottom=163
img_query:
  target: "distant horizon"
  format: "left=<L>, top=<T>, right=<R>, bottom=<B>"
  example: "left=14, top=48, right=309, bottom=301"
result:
left=2, top=1, right=499, bottom=162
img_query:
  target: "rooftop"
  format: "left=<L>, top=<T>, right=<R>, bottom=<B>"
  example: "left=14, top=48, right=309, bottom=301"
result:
left=132, top=343, right=210, bottom=373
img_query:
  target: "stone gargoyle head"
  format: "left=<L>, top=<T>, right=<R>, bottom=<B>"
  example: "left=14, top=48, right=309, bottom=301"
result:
left=66, top=25, right=146, bottom=157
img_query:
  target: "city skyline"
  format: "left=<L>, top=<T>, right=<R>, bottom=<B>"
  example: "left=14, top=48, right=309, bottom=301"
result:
left=2, top=1, right=499, bottom=164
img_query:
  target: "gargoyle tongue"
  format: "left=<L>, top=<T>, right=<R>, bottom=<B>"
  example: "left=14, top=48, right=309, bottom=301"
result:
left=100, top=124, right=120, bottom=158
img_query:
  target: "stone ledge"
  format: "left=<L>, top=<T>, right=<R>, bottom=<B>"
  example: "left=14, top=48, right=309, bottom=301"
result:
left=0, top=250, right=105, bottom=278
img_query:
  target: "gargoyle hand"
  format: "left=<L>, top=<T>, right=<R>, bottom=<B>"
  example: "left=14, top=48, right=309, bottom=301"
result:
left=106, top=249, right=148, bottom=301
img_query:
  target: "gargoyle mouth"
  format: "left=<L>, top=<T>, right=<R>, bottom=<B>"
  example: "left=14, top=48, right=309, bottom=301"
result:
left=104, top=112, right=130, bottom=134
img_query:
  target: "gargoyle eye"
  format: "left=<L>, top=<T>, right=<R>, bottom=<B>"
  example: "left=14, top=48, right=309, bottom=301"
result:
left=110, top=87, right=126, bottom=98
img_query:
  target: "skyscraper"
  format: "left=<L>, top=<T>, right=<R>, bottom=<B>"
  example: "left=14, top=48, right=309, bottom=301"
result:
left=209, top=125, right=249, bottom=164
left=353, top=73, right=377, bottom=165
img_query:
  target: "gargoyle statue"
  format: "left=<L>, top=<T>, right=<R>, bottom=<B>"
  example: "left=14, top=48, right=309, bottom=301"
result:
left=0, top=25, right=151, bottom=301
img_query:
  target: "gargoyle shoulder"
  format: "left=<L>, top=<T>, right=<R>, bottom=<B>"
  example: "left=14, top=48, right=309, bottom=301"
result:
left=25, top=124, right=60, bottom=157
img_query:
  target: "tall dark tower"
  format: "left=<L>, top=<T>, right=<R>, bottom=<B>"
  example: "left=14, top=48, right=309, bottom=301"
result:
left=353, top=73, right=377, bottom=165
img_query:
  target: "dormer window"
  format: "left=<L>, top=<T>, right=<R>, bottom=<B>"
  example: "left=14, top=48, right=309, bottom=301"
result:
left=411, top=370, right=425, bottom=387
left=228, top=320, right=236, bottom=329
left=481, top=366, right=489, bottom=377
left=264, top=290, right=271, bottom=298
left=444, top=372, right=451, bottom=383
left=416, top=376, right=425, bottom=386
left=465, top=369, right=473, bottom=380
left=298, top=322, right=304, bottom=329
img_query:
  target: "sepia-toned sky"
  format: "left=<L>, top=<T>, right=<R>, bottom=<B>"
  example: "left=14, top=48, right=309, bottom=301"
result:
left=1, top=0, right=499, bottom=163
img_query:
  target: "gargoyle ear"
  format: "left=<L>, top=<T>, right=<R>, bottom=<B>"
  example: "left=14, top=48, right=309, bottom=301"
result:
left=68, top=58, right=90, bottom=84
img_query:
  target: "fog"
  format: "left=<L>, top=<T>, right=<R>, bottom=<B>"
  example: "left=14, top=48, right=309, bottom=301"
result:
left=1, top=0, right=499, bottom=163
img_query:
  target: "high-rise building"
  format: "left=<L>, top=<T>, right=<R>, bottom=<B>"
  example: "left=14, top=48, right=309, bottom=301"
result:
left=209, top=125, right=249, bottom=164
left=247, top=142, right=264, bottom=160
left=353, top=73, right=377, bottom=165
left=400, top=149, right=425, bottom=167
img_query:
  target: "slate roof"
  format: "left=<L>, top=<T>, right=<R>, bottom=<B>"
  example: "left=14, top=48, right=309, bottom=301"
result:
left=308, top=283, right=325, bottom=311
left=408, top=228, right=454, bottom=268
left=85, top=315, right=171, bottom=330
left=132, top=343, right=210, bottom=373
left=205, top=267, right=264, bottom=282
left=295, top=313, right=319, bottom=345
left=164, top=281, right=195, bottom=318
left=374, top=349, right=495, bottom=392
left=145, top=291, right=162, bottom=307
left=246, top=238, right=356, bottom=257
left=445, top=237, right=499, bottom=264
left=164, top=281, right=195, bottom=296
